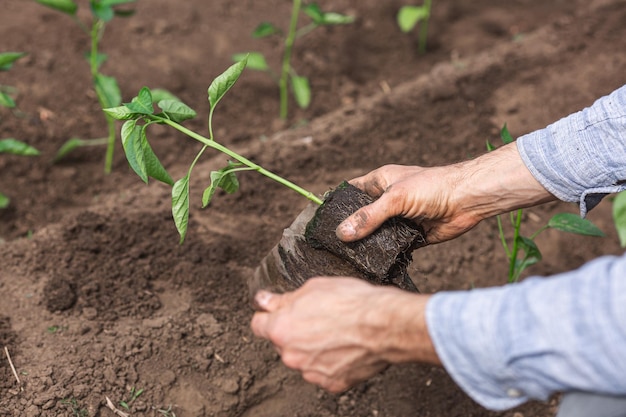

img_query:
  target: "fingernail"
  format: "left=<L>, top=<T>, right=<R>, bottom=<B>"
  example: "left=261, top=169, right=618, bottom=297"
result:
left=255, top=290, right=273, bottom=309
left=336, top=221, right=355, bottom=239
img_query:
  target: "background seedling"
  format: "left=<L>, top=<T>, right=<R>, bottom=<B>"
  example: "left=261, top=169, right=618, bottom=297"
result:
left=397, top=0, right=432, bottom=54
left=35, top=0, right=135, bottom=173
left=0, top=52, right=40, bottom=208
left=119, top=386, right=144, bottom=410
left=613, top=191, right=626, bottom=247
left=61, top=398, right=89, bottom=417
left=105, top=57, right=323, bottom=244
left=487, top=124, right=605, bottom=283
left=233, top=0, right=353, bottom=120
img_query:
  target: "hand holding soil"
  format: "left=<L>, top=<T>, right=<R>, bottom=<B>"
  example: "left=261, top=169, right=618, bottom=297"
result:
left=337, top=143, right=556, bottom=244
left=251, top=277, right=439, bottom=393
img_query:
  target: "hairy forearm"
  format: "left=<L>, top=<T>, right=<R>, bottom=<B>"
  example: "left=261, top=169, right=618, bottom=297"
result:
left=450, top=143, right=556, bottom=221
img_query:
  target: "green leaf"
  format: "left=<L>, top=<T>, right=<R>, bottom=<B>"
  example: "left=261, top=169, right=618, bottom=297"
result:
left=100, top=0, right=136, bottom=6
left=0, top=52, right=27, bottom=71
left=157, top=100, right=197, bottom=123
left=94, top=73, right=121, bottom=108
left=485, top=140, right=496, bottom=152
left=252, top=22, right=281, bottom=38
left=0, top=192, right=8, bottom=209
left=208, top=58, right=247, bottom=110
left=103, top=105, right=138, bottom=120
left=302, top=4, right=324, bottom=24
left=172, top=175, right=190, bottom=244
left=35, top=0, right=78, bottom=15
left=397, top=5, right=429, bottom=33
left=514, top=235, right=542, bottom=279
left=548, top=213, right=605, bottom=237
left=121, top=120, right=148, bottom=183
left=150, top=88, right=180, bottom=103
left=114, top=9, right=135, bottom=17
left=317, top=12, right=354, bottom=25
left=500, top=123, right=514, bottom=145
left=291, top=75, right=311, bottom=109
left=232, top=52, right=268, bottom=71
left=0, top=91, right=16, bottom=108
left=0, top=139, right=40, bottom=156
left=90, top=3, right=114, bottom=21
left=125, top=87, right=154, bottom=115
left=84, top=52, right=108, bottom=69
left=202, top=162, right=242, bottom=207
left=613, top=191, right=626, bottom=247
left=53, top=137, right=83, bottom=161
left=140, top=125, right=174, bottom=186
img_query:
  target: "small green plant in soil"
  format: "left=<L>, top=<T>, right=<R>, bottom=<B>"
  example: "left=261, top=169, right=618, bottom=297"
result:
left=119, top=386, right=144, bottom=410
left=613, top=190, right=626, bottom=247
left=487, top=124, right=605, bottom=283
left=397, top=0, right=433, bottom=54
left=35, top=0, right=136, bottom=173
left=61, top=398, right=89, bottom=417
left=0, top=52, right=40, bottom=208
left=233, top=1, right=354, bottom=120
left=105, top=57, right=323, bottom=244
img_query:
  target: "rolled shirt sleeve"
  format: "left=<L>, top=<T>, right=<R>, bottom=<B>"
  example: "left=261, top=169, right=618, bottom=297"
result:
left=425, top=84, right=626, bottom=410
left=517, top=84, right=626, bottom=216
left=426, top=254, right=626, bottom=410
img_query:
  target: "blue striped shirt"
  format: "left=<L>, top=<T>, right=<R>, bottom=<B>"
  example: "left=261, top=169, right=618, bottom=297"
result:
left=426, top=84, right=626, bottom=410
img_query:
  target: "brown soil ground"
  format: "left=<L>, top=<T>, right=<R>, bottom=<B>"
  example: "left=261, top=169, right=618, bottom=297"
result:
left=1, top=0, right=625, bottom=416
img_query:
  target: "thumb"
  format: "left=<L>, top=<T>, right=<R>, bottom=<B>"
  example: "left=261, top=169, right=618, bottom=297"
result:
left=254, top=290, right=286, bottom=313
left=336, top=196, right=397, bottom=242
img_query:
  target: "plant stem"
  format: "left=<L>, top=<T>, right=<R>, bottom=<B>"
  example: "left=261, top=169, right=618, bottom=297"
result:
left=279, top=0, right=302, bottom=120
left=104, top=114, right=116, bottom=173
left=508, top=209, right=523, bottom=282
left=418, top=0, right=432, bottom=54
left=160, top=118, right=323, bottom=205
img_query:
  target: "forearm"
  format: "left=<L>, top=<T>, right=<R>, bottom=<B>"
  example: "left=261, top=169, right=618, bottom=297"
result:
left=451, top=143, right=556, bottom=222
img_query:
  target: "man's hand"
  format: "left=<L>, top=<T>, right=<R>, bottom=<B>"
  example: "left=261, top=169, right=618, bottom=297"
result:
left=336, top=143, right=555, bottom=244
left=251, top=277, right=439, bottom=393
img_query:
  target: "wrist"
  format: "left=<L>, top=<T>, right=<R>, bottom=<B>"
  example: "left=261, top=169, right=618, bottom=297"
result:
left=452, top=142, right=555, bottom=221
left=367, top=289, right=441, bottom=365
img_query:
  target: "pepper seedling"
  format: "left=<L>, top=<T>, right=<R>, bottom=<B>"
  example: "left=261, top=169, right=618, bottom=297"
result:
left=35, top=0, right=137, bottom=174
left=104, top=57, right=322, bottom=243
left=487, top=124, right=605, bottom=282
left=397, top=0, right=433, bottom=54
left=0, top=52, right=40, bottom=208
left=233, top=1, right=354, bottom=121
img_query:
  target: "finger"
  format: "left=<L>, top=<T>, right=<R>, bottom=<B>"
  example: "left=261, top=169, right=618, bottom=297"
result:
left=254, top=290, right=285, bottom=312
left=348, top=174, right=386, bottom=198
left=250, top=311, right=271, bottom=339
left=336, top=195, right=398, bottom=242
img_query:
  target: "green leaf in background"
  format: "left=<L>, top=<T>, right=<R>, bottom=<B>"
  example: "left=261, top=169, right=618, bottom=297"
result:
left=613, top=191, right=626, bottom=247
left=100, top=0, right=136, bottom=7
left=103, top=105, right=137, bottom=120
left=0, top=91, right=16, bottom=108
left=202, top=162, right=242, bottom=207
left=0, top=139, right=40, bottom=156
left=500, top=123, right=514, bottom=145
left=90, top=3, right=114, bottom=21
left=291, top=75, right=311, bottom=109
left=0, top=52, right=27, bottom=71
left=94, top=73, right=122, bottom=108
left=125, top=87, right=154, bottom=115
left=53, top=137, right=83, bottom=161
left=157, top=100, right=197, bottom=123
left=208, top=58, right=247, bottom=110
left=232, top=52, right=268, bottom=71
left=85, top=52, right=108, bottom=70
left=121, top=120, right=148, bottom=182
left=150, top=88, right=180, bottom=103
left=514, top=235, right=542, bottom=280
left=548, top=213, right=605, bottom=237
left=0, top=192, right=9, bottom=209
left=172, top=175, right=190, bottom=244
left=252, top=22, right=281, bottom=38
left=35, top=0, right=78, bottom=15
left=397, top=5, right=429, bottom=33
left=303, top=4, right=354, bottom=26
left=485, top=140, right=496, bottom=152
